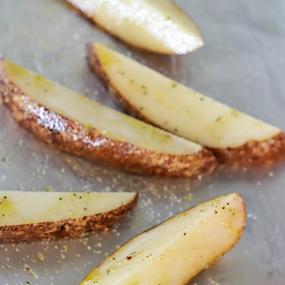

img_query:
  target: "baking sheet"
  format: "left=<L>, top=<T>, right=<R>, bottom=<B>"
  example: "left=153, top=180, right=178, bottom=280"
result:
left=0, top=0, right=285, bottom=284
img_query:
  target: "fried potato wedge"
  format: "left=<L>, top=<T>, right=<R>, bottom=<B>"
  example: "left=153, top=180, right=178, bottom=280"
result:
left=89, top=43, right=285, bottom=168
left=0, top=59, right=217, bottom=178
left=0, top=191, right=137, bottom=243
left=81, top=193, right=246, bottom=285
left=66, top=0, right=203, bottom=54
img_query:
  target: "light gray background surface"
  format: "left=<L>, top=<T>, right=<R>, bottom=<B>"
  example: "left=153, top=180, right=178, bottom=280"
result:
left=0, top=0, right=285, bottom=284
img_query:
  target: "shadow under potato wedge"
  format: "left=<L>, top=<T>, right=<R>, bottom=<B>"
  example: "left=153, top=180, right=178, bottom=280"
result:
left=81, top=193, right=246, bottom=285
left=88, top=43, right=285, bottom=169
left=0, top=191, right=138, bottom=243
left=66, top=0, right=203, bottom=54
left=0, top=59, right=217, bottom=178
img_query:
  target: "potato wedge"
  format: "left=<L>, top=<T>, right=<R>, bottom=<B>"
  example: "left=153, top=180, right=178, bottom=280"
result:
left=89, top=43, right=285, bottom=168
left=66, top=0, right=203, bottom=54
left=0, top=59, right=217, bottom=178
left=0, top=191, right=137, bottom=243
left=81, top=193, right=246, bottom=285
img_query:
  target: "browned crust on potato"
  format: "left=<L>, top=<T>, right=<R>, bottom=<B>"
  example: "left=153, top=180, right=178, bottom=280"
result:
left=0, top=60, right=217, bottom=178
left=211, top=133, right=285, bottom=169
left=87, top=44, right=285, bottom=169
left=0, top=194, right=138, bottom=244
left=65, top=0, right=203, bottom=55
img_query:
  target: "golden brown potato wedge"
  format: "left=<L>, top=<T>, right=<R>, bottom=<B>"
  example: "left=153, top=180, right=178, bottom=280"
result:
left=81, top=193, right=246, bottom=285
left=88, top=43, right=285, bottom=169
left=0, top=59, right=217, bottom=178
left=66, top=0, right=203, bottom=54
left=0, top=191, right=137, bottom=243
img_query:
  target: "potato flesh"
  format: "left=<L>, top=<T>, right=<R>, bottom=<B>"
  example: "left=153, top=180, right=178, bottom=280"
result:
left=0, top=191, right=136, bottom=226
left=93, top=43, right=280, bottom=148
left=67, top=0, right=203, bottom=54
left=82, top=193, right=245, bottom=285
left=1, top=60, right=201, bottom=155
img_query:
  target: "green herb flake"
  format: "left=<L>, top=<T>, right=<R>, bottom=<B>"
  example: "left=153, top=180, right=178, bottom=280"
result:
left=42, top=186, right=53, bottom=192
left=230, top=110, right=240, bottom=117
left=85, top=124, right=94, bottom=133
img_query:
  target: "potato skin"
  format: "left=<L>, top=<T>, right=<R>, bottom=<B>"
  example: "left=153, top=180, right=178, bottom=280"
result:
left=0, top=61, right=217, bottom=178
left=87, top=44, right=285, bottom=169
left=211, top=133, right=285, bottom=169
left=0, top=194, right=138, bottom=244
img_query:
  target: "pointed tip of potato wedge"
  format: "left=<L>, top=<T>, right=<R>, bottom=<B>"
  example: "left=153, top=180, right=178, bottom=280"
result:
left=0, top=58, right=217, bottom=178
